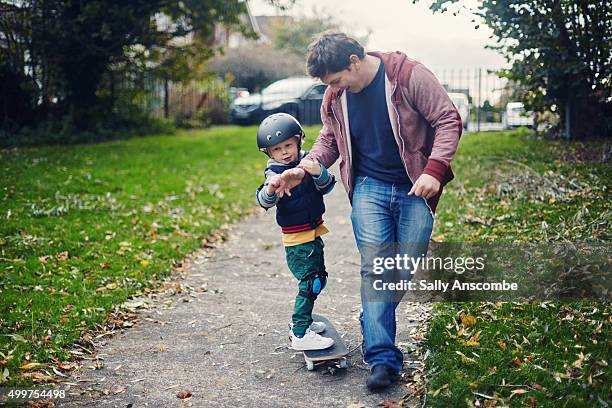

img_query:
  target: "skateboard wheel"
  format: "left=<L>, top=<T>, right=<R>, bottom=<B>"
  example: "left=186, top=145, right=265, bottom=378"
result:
left=339, top=359, right=348, bottom=369
left=306, top=360, right=314, bottom=371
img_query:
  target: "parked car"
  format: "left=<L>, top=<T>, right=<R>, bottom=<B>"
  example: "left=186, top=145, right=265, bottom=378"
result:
left=505, top=102, right=535, bottom=128
left=447, top=92, right=470, bottom=130
left=229, top=87, right=249, bottom=103
left=230, top=77, right=327, bottom=125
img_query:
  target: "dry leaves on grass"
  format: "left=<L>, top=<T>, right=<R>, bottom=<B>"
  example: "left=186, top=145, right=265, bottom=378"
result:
left=22, top=371, right=59, bottom=383
left=27, top=400, right=55, bottom=408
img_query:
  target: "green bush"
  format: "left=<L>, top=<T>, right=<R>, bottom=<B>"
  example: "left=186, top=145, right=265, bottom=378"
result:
left=0, top=113, right=175, bottom=148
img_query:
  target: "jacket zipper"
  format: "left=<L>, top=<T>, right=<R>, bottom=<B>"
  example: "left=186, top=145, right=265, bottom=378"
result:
left=390, top=82, right=413, bottom=185
left=330, top=102, right=353, bottom=193
left=390, top=82, right=435, bottom=220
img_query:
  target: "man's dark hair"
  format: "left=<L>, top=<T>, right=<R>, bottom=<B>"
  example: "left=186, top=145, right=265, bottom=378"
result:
left=306, top=31, right=365, bottom=79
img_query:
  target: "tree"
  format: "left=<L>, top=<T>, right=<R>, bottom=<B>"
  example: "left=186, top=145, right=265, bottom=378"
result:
left=208, top=45, right=304, bottom=92
left=270, top=12, right=370, bottom=59
left=208, top=12, right=370, bottom=93
left=270, top=14, right=338, bottom=58
left=0, top=0, right=254, bottom=131
left=421, top=0, right=611, bottom=139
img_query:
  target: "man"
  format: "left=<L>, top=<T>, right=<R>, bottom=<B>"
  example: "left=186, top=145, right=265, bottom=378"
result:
left=278, top=31, right=461, bottom=391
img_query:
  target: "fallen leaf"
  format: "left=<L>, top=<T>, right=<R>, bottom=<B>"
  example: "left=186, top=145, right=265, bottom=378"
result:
left=28, top=372, right=58, bottom=382
left=459, top=314, right=477, bottom=327
left=432, top=383, right=449, bottom=397
left=20, top=362, right=44, bottom=370
left=458, top=338, right=480, bottom=347
left=509, top=389, right=528, bottom=399
left=572, top=352, right=585, bottom=369
left=56, top=251, right=69, bottom=261
left=177, top=391, right=192, bottom=399
left=56, top=362, right=79, bottom=371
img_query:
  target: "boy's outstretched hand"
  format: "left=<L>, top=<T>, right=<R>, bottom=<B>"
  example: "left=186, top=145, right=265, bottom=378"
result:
left=275, top=168, right=305, bottom=197
left=266, top=174, right=282, bottom=195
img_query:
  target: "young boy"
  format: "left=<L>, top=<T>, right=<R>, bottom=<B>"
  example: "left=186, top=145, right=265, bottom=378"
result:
left=255, top=113, right=336, bottom=351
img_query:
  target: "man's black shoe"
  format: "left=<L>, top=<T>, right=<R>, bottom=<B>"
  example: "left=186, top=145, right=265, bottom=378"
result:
left=366, top=365, right=399, bottom=391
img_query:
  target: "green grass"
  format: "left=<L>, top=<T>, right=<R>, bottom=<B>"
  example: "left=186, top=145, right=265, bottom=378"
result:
left=425, top=131, right=611, bottom=407
left=1, top=127, right=610, bottom=405
left=0, top=125, right=320, bottom=385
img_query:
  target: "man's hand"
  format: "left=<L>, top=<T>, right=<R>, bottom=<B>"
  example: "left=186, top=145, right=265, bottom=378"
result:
left=277, top=168, right=306, bottom=197
left=297, top=159, right=321, bottom=176
left=408, top=174, right=440, bottom=199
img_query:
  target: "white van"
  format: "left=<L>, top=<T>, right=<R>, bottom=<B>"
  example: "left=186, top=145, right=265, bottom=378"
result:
left=505, top=102, right=534, bottom=128
left=448, top=92, right=470, bottom=130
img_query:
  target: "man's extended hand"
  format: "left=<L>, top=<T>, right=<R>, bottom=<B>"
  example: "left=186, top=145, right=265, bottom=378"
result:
left=297, top=159, right=321, bottom=176
left=276, top=168, right=306, bottom=197
left=408, top=174, right=440, bottom=199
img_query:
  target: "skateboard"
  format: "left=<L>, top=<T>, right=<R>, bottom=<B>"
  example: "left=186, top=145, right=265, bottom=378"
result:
left=302, top=314, right=349, bottom=371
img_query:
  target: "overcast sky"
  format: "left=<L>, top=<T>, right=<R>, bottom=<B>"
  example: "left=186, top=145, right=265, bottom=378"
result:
left=248, top=0, right=507, bottom=71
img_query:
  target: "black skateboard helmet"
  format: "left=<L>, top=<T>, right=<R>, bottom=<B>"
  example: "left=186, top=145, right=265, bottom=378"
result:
left=257, top=113, right=305, bottom=156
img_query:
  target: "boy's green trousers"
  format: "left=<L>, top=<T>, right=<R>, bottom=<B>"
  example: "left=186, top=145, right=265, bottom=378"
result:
left=285, top=237, right=326, bottom=337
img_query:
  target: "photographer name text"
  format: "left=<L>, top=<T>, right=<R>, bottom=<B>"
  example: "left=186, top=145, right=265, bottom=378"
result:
left=373, top=279, right=518, bottom=292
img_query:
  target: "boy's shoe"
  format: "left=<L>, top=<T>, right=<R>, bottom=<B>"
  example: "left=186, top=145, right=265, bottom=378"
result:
left=290, top=329, right=334, bottom=351
left=290, top=321, right=327, bottom=334
left=309, top=321, right=326, bottom=333
left=366, top=365, right=400, bottom=392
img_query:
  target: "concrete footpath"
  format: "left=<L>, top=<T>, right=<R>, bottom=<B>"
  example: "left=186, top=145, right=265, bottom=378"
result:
left=60, top=173, right=431, bottom=408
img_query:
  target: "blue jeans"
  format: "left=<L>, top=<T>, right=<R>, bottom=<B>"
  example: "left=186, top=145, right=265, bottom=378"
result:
left=350, top=176, right=434, bottom=373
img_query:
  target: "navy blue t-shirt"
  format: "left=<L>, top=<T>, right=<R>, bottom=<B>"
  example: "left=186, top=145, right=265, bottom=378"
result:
left=347, top=60, right=412, bottom=185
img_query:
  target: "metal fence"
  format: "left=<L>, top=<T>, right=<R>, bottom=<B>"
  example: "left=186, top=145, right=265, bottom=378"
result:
left=137, top=78, right=231, bottom=125
left=138, top=68, right=519, bottom=131
left=432, top=67, right=514, bottom=132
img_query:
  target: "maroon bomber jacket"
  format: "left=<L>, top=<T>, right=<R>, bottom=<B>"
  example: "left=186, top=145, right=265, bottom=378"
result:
left=308, top=50, right=463, bottom=214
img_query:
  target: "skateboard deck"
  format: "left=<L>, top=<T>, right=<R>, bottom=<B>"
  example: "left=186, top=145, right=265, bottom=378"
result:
left=302, top=314, right=349, bottom=371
